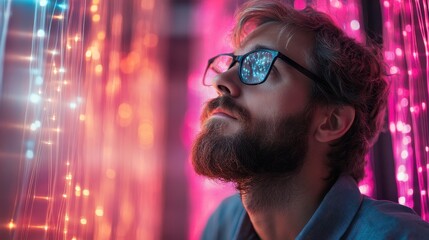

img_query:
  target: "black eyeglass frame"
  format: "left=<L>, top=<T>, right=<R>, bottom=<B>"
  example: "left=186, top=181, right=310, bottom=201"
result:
left=203, top=48, right=338, bottom=97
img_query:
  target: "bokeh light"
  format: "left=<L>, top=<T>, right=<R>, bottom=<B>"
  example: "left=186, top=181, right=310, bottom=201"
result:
left=383, top=0, right=429, bottom=219
left=1, top=0, right=165, bottom=239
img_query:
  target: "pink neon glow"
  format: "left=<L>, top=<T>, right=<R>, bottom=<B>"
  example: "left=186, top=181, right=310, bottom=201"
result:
left=2, top=0, right=429, bottom=239
left=382, top=0, right=429, bottom=220
left=187, top=1, right=237, bottom=239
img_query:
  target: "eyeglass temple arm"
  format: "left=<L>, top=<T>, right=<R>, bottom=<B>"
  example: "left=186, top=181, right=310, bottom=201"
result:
left=277, top=54, right=340, bottom=98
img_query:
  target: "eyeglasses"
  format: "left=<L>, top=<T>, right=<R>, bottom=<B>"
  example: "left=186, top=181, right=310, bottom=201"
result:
left=203, top=48, right=335, bottom=96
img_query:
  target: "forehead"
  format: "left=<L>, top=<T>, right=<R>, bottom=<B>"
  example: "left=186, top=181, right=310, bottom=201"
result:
left=236, top=23, right=314, bottom=67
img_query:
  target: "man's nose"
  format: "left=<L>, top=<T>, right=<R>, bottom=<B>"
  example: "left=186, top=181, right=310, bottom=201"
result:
left=212, top=67, right=242, bottom=97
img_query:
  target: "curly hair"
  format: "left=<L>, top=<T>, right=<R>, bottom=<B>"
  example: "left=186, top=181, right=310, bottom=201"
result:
left=231, top=0, right=389, bottom=182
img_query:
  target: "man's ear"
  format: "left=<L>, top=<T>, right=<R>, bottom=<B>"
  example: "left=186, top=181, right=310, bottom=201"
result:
left=315, top=106, right=355, bottom=143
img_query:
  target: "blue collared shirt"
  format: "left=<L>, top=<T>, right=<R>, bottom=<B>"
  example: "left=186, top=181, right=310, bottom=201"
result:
left=201, top=175, right=429, bottom=239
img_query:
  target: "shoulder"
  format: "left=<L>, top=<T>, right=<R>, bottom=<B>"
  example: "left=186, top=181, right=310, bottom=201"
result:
left=201, top=194, right=246, bottom=240
left=345, top=196, right=429, bottom=239
left=212, top=194, right=244, bottom=217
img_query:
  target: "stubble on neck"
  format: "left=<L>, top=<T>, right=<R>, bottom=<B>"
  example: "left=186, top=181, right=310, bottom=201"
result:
left=239, top=173, right=299, bottom=213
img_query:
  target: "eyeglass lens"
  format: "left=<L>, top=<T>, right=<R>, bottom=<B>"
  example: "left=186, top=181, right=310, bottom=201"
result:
left=204, top=50, right=275, bottom=86
left=204, top=55, right=233, bottom=86
left=241, top=51, right=274, bottom=85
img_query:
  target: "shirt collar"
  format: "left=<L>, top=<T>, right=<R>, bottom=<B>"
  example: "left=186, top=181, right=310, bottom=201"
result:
left=237, top=175, right=363, bottom=239
left=296, top=175, right=363, bottom=239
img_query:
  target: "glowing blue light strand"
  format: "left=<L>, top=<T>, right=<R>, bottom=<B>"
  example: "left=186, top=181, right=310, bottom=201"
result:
left=0, top=0, right=12, bottom=98
left=12, top=1, right=68, bottom=237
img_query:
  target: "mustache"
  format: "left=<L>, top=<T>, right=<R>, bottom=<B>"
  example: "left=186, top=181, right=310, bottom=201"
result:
left=202, top=96, right=250, bottom=122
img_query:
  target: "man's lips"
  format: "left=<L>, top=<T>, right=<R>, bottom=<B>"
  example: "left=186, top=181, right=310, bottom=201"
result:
left=210, top=108, right=238, bottom=120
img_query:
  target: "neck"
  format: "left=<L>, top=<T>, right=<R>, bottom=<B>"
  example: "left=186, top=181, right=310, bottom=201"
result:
left=241, top=172, right=329, bottom=240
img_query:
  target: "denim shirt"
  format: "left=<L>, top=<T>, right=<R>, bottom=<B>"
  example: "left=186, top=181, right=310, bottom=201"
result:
left=201, top=175, right=429, bottom=240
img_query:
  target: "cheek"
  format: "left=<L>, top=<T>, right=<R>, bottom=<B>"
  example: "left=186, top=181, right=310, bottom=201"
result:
left=250, top=87, right=309, bottom=120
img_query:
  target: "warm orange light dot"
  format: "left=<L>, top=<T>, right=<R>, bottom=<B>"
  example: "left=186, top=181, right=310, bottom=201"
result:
left=90, top=4, right=98, bottom=12
left=92, top=14, right=100, bottom=22
left=75, top=186, right=81, bottom=196
left=120, top=51, right=140, bottom=74
left=97, top=31, right=105, bottom=40
left=138, top=122, right=154, bottom=147
left=53, top=14, right=64, bottom=20
left=65, top=215, right=69, bottom=221
left=85, top=49, right=92, bottom=58
left=91, top=48, right=100, bottom=60
left=95, top=207, right=104, bottom=217
left=80, top=218, right=87, bottom=225
left=117, top=103, right=133, bottom=127
left=83, top=189, right=90, bottom=196
left=8, top=221, right=15, bottom=229
left=118, top=103, right=133, bottom=120
left=95, top=64, right=103, bottom=74
left=79, top=114, right=86, bottom=121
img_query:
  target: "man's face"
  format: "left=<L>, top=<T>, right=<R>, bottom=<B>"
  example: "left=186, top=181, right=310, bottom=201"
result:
left=192, top=23, right=316, bottom=190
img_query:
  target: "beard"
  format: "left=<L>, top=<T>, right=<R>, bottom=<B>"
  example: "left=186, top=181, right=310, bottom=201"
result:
left=191, top=96, right=313, bottom=196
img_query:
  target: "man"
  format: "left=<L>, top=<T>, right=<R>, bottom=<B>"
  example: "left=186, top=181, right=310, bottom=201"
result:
left=191, top=0, right=429, bottom=239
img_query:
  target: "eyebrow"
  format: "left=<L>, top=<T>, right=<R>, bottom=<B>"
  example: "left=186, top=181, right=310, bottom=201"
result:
left=236, top=44, right=273, bottom=54
left=251, top=44, right=272, bottom=51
